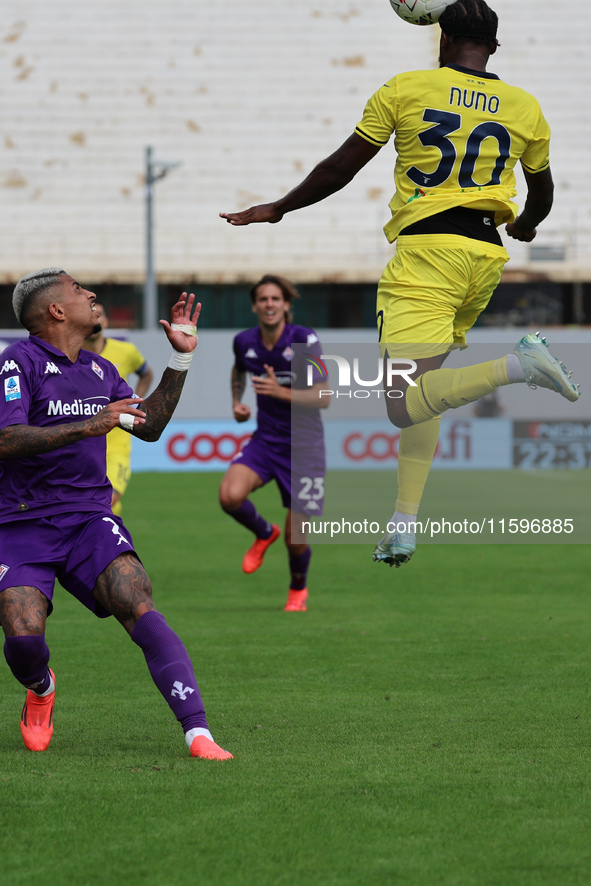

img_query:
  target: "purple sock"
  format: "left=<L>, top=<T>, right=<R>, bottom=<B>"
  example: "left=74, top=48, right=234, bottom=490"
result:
left=289, top=547, right=312, bottom=590
left=229, top=500, right=272, bottom=539
left=4, top=634, right=52, bottom=694
left=131, top=610, right=208, bottom=732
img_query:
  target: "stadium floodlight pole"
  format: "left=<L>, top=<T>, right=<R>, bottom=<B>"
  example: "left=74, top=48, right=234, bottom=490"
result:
left=144, top=146, right=181, bottom=329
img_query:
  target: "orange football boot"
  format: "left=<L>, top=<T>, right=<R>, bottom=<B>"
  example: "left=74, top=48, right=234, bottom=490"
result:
left=190, top=736, right=234, bottom=760
left=20, top=668, right=56, bottom=752
left=284, top=588, right=308, bottom=612
left=242, top=524, right=281, bottom=574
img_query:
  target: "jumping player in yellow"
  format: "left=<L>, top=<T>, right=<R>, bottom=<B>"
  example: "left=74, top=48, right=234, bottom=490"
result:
left=83, top=305, right=153, bottom=515
left=220, top=0, right=580, bottom=567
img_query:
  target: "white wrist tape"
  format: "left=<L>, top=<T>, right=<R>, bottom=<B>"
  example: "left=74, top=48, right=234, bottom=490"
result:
left=168, top=324, right=197, bottom=371
left=119, top=413, right=135, bottom=431
left=171, top=323, right=198, bottom=337
left=167, top=349, right=194, bottom=371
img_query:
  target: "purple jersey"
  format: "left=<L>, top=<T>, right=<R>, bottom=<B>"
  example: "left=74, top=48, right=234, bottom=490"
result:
left=0, top=336, right=133, bottom=522
left=233, top=323, right=325, bottom=450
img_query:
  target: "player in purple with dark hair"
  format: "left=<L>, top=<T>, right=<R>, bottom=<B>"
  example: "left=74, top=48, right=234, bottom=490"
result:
left=0, top=268, right=232, bottom=760
left=219, top=275, right=329, bottom=611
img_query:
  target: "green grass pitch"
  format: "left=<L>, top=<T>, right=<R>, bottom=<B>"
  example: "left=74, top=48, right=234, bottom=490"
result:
left=1, top=472, right=590, bottom=886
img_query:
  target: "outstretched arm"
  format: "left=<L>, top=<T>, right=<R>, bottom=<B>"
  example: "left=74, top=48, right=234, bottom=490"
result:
left=133, top=293, right=201, bottom=441
left=220, top=133, right=381, bottom=226
left=505, top=166, right=554, bottom=242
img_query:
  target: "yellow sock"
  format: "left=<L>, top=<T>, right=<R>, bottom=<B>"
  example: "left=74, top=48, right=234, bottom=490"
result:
left=395, top=416, right=441, bottom=514
left=406, top=357, right=510, bottom=425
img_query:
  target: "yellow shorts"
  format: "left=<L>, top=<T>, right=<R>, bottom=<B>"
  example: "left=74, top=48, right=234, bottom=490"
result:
left=377, top=234, right=509, bottom=358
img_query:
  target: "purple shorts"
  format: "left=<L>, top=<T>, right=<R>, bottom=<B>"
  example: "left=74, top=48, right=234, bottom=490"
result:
left=0, top=511, right=137, bottom=618
left=232, top=433, right=325, bottom=516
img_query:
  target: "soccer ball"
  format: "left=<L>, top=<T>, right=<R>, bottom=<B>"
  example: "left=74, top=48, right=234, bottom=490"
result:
left=389, top=0, right=454, bottom=26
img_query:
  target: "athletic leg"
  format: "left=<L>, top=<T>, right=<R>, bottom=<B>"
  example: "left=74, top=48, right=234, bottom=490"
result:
left=0, top=587, right=55, bottom=750
left=219, top=462, right=269, bottom=533
left=283, top=510, right=310, bottom=611
left=93, top=553, right=232, bottom=759
left=220, top=463, right=280, bottom=574
left=381, top=240, right=578, bottom=429
left=403, top=332, right=580, bottom=422
left=376, top=237, right=507, bottom=564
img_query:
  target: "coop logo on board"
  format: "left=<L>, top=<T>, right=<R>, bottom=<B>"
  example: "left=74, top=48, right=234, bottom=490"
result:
left=343, top=422, right=473, bottom=462
left=167, top=432, right=252, bottom=463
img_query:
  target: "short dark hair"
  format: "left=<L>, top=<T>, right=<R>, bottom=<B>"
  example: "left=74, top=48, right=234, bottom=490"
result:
left=439, top=0, right=498, bottom=46
left=249, top=274, right=300, bottom=322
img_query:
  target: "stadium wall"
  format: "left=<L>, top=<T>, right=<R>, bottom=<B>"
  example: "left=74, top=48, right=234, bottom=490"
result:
left=2, top=325, right=588, bottom=475
left=1, top=0, right=590, bottom=287
left=3, top=327, right=586, bottom=422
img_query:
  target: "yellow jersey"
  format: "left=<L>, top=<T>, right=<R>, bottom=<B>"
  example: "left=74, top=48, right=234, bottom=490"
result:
left=101, top=337, right=148, bottom=382
left=101, top=338, right=149, bottom=457
left=355, top=64, right=550, bottom=242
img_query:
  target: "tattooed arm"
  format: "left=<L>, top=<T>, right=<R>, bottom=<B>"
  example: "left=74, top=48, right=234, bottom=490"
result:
left=131, top=367, right=188, bottom=442
left=0, top=397, right=147, bottom=459
left=0, top=293, right=200, bottom=457
left=0, top=368, right=188, bottom=454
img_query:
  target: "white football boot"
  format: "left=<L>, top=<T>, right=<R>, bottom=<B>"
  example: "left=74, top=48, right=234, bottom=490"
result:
left=513, top=332, right=580, bottom=402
